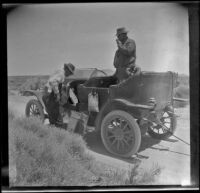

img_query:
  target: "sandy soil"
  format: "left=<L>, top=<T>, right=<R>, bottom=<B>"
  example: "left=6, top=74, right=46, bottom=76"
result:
left=8, top=94, right=190, bottom=185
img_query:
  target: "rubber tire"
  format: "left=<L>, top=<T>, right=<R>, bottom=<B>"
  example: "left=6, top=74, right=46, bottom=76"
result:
left=101, top=110, right=141, bottom=158
left=25, top=99, right=45, bottom=123
left=147, top=110, right=177, bottom=140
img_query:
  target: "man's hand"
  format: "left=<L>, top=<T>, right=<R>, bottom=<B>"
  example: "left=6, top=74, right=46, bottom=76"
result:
left=116, top=39, right=122, bottom=48
left=126, top=65, right=141, bottom=76
left=126, top=65, right=136, bottom=76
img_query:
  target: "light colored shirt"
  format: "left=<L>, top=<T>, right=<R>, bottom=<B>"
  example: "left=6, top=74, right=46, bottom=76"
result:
left=45, top=67, right=76, bottom=105
left=46, top=69, right=65, bottom=94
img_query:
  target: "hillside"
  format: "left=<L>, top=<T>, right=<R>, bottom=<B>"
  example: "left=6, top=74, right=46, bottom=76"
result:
left=8, top=75, right=49, bottom=91
left=8, top=72, right=189, bottom=92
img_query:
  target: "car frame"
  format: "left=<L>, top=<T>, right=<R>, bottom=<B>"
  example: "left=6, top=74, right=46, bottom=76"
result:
left=24, top=68, right=184, bottom=157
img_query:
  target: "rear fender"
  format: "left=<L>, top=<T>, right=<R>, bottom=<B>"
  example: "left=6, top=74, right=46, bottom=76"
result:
left=113, top=99, right=155, bottom=111
left=95, top=98, right=154, bottom=132
left=23, top=90, right=46, bottom=109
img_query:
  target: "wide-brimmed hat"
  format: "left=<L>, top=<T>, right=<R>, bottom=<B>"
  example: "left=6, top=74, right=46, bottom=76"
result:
left=64, top=63, right=75, bottom=74
left=116, top=27, right=128, bottom=36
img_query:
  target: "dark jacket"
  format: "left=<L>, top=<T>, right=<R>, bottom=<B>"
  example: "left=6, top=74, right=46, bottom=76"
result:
left=113, top=38, right=136, bottom=69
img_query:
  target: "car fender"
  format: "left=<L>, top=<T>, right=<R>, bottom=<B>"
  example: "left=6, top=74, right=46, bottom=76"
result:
left=173, top=97, right=189, bottom=102
left=113, top=99, right=155, bottom=110
left=23, top=90, right=46, bottom=109
left=95, top=98, right=154, bottom=131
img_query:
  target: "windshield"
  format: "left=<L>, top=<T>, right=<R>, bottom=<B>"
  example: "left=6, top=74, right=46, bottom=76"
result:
left=67, top=68, right=107, bottom=79
left=90, top=69, right=107, bottom=78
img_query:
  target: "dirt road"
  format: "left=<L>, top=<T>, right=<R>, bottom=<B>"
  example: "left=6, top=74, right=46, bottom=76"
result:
left=8, top=94, right=190, bottom=185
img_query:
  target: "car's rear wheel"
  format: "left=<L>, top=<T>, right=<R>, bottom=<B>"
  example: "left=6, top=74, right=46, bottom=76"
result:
left=101, top=110, right=141, bottom=158
left=25, top=99, right=45, bottom=122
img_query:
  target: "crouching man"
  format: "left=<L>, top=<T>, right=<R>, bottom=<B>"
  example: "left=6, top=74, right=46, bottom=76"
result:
left=42, top=63, right=75, bottom=127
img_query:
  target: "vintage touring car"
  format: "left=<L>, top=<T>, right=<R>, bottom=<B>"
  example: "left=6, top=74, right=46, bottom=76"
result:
left=24, top=68, right=181, bottom=158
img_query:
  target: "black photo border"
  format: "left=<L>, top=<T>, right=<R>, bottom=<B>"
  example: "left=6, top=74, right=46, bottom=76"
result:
left=1, top=1, right=199, bottom=191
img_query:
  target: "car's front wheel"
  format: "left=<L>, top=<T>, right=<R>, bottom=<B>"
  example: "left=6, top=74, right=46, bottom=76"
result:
left=25, top=99, right=45, bottom=122
left=101, top=110, right=141, bottom=158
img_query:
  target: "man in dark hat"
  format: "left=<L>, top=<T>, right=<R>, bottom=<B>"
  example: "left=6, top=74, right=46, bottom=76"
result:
left=113, top=27, right=141, bottom=82
left=43, top=63, right=75, bottom=127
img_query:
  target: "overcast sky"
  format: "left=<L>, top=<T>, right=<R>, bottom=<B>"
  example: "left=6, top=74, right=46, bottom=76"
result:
left=7, top=3, right=189, bottom=76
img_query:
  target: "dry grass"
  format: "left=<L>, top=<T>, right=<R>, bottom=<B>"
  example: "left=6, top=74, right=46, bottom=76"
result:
left=9, top=115, right=95, bottom=186
left=8, top=107, right=162, bottom=186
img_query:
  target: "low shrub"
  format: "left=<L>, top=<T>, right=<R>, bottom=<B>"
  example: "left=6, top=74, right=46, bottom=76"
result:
left=19, top=77, right=46, bottom=94
left=177, top=74, right=189, bottom=86
left=174, top=85, right=189, bottom=99
left=173, top=85, right=189, bottom=108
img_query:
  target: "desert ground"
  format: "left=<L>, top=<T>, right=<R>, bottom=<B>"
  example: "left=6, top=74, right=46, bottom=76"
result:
left=8, top=93, right=190, bottom=185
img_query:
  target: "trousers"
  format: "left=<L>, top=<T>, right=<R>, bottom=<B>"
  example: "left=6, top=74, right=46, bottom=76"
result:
left=42, top=91, right=61, bottom=125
